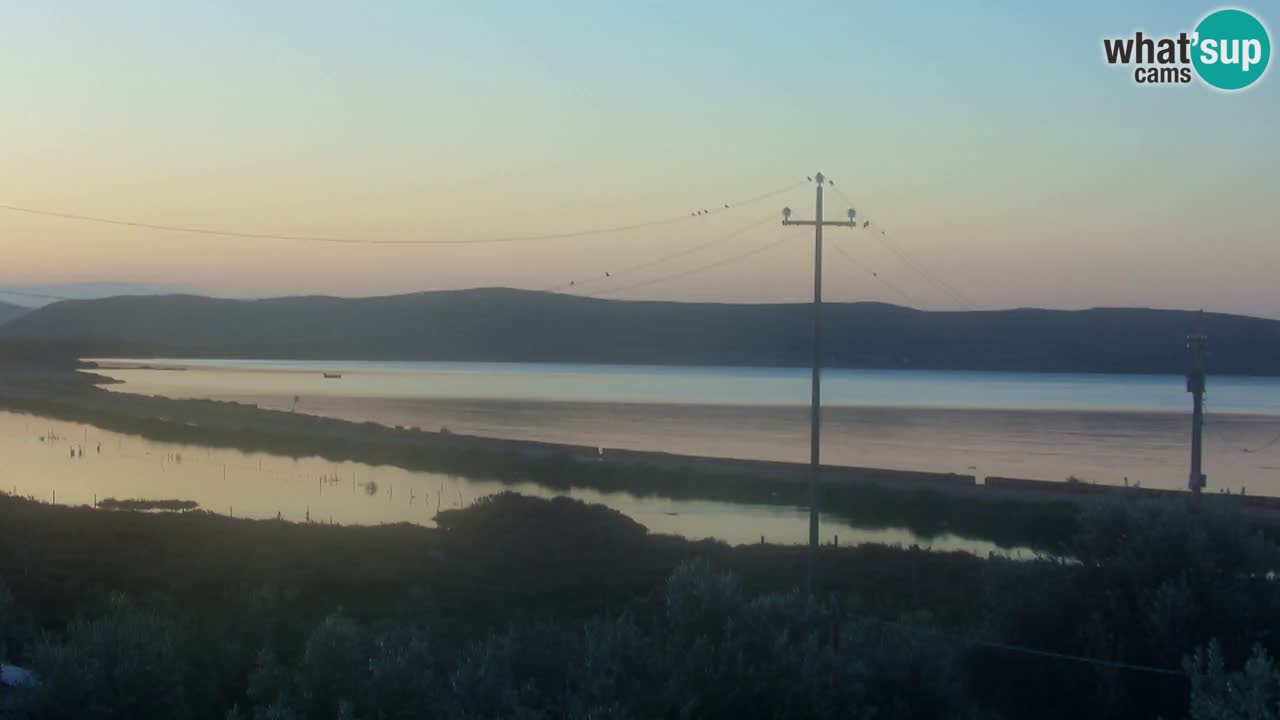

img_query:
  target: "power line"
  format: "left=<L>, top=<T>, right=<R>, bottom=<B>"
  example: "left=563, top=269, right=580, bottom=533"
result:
left=828, top=241, right=917, bottom=306
left=1208, top=421, right=1280, bottom=455
left=862, top=615, right=1186, bottom=678
left=579, top=230, right=793, bottom=298
left=1239, top=433, right=1280, bottom=454
left=965, top=635, right=1186, bottom=678
left=0, top=180, right=806, bottom=248
left=0, top=202, right=676, bottom=246
left=0, top=217, right=772, bottom=304
left=829, top=186, right=971, bottom=307
left=875, top=232, right=972, bottom=307
left=544, top=214, right=776, bottom=292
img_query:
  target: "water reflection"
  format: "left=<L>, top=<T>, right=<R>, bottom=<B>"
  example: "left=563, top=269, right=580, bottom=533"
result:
left=1, top=411, right=1020, bottom=556
left=89, top=359, right=1280, bottom=414
left=88, top=361, right=1280, bottom=494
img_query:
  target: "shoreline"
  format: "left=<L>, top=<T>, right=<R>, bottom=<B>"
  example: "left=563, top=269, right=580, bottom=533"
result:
left=78, top=354, right=1280, bottom=380
left=11, top=367, right=1274, bottom=501
left=87, top=372, right=1280, bottom=420
left=5, top=367, right=1278, bottom=551
left=83, top=357, right=1280, bottom=417
left=0, top=369, right=1084, bottom=549
left=83, top=370, right=1280, bottom=494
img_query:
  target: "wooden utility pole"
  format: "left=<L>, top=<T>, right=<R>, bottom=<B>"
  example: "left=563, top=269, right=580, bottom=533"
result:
left=781, top=173, right=856, bottom=589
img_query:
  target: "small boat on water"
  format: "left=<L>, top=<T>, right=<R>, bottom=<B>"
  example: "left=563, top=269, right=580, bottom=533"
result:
left=322, top=372, right=343, bottom=379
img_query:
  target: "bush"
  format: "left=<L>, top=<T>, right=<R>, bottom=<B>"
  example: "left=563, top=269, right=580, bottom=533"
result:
left=981, top=499, right=1280, bottom=719
left=295, top=613, right=367, bottom=717
left=435, top=492, right=648, bottom=549
left=0, top=582, right=36, bottom=662
left=24, top=594, right=188, bottom=720
left=450, top=620, right=580, bottom=718
left=363, top=626, right=438, bottom=719
left=221, top=560, right=976, bottom=720
left=450, top=559, right=976, bottom=720
left=242, top=612, right=441, bottom=720
left=1186, top=641, right=1280, bottom=720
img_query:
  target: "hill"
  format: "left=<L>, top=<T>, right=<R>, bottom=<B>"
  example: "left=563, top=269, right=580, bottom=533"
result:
left=0, top=300, right=30, bottom=326
left=1, top=288, right=1278, bottom=374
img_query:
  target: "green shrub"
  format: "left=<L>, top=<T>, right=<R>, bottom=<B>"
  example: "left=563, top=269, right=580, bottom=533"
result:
left=982, top=499, right=1280, bottom=719
left=1187, top=641, right=1280, bottom=720
left=0, top=583, right=35, bottom=662
left=25, top=594, right=188, bottom=720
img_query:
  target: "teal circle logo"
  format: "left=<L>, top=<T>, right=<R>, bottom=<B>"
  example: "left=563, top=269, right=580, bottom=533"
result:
left=1192, top=8, right=1271, bottom=90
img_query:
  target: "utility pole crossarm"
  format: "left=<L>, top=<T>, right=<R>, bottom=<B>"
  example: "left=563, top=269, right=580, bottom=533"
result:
left=779, top=172, right=858, bottom=592
left=782, top=219, right=857, bottom=227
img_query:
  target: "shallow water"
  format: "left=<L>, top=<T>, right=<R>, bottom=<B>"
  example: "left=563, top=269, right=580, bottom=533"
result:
left=0, top=411, right=1016, bottom=555
left=89, top=359, right=1280, bottom=494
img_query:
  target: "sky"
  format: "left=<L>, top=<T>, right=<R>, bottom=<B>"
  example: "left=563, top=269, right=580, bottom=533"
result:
left=1, top=1, right=1277, bottom=315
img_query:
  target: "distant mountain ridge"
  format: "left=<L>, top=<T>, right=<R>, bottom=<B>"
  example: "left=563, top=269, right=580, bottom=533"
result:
left=0, top=301, right=30, bottom=326
left=0, top=282, right=200, bottom=307
left=1, top=288, right=1278, bottom=375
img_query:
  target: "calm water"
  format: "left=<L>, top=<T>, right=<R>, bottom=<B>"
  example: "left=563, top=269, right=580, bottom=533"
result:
left=0, top=411, right=1013, bottom=554
left=90, top=358, right=1280, bottom=414
left=89, top=359, right=1280, bottom=494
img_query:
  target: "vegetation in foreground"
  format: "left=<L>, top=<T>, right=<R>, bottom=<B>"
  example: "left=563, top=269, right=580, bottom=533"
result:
left=3, top=492, right=1280, bottom=719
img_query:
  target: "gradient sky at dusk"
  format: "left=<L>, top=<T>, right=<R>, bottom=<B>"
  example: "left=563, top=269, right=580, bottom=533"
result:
left=2, top=2, right=1277, bottom=315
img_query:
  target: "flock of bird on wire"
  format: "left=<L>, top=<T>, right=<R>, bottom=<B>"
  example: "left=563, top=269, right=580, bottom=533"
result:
left=559, top=176, right=902, bottom=295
